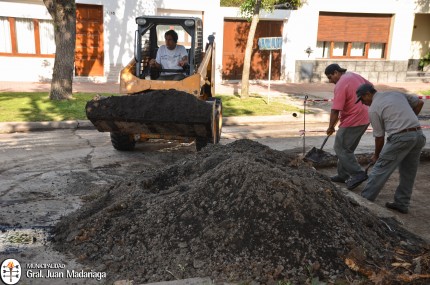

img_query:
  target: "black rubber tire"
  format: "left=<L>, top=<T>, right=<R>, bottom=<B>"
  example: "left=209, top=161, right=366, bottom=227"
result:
left=195, top=98, right=222, bottom=151
left=215, top=99, right=223, bottom=141
left=110, top=133, right=136, bottom=151
left=195, top=137, right=208, bottom=151
left=201, top=84, right=212, bottom=98
left=213, top=110, right=221, bottom=144
left=207, top=98, right=222, bottom=143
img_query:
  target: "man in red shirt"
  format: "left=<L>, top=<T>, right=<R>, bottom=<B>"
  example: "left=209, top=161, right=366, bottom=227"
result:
left=325, top=64, right=371, bottom=190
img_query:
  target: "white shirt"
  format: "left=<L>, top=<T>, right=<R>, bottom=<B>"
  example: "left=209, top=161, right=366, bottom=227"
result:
left=369, top=91, right=420, bottom=137
left=155, top=45, right=188, bottom=75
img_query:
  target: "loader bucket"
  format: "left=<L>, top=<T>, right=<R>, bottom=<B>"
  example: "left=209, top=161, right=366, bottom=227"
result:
left=85, top=89, right=216, bottom=141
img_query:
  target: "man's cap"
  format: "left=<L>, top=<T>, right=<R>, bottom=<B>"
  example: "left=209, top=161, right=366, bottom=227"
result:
left=324, top=63, right=347, bottom=75
left=355, top=83, right=376, bottom=104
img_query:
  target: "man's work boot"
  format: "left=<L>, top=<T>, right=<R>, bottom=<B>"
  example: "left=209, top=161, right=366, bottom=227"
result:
left=385, top=202, right=408, bottom=214
left=346, top=172, right=368, bottom=190
left=330, top=175, right=347, bottom=183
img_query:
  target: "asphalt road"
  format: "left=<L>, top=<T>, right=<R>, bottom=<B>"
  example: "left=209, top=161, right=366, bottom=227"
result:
left=1, top=125, right=430, bottom=285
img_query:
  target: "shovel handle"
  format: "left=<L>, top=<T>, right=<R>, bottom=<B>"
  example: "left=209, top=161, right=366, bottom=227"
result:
left=320, top=135, right=330, bottom=150
left=365, top=162, right=375, bottom=173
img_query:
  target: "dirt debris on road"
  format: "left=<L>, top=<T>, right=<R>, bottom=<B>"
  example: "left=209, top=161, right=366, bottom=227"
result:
left=51, top=139, right=430, bottom=284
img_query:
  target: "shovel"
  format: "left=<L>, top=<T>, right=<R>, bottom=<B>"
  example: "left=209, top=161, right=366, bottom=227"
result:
left=304, top=135, right=331, bottom=164
left=365, top=162, right=374, bottom=174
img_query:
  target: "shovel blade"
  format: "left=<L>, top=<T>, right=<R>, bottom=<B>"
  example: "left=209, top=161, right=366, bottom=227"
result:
left=304, top=147, right=331, bottom=164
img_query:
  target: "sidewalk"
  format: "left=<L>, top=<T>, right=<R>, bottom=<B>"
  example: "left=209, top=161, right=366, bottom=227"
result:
left=1, top=80, right=429, bottom=96
left=0, top=80, right=429, bottom=133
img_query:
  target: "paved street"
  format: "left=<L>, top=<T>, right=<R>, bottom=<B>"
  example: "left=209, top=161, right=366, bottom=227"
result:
left=1, top=79, right=430, bottom=284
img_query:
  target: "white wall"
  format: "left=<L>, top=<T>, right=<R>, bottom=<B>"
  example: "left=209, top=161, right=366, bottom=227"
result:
left=283, top=0, right=417, bottom=82
left=414, top=0, right=430, bottom=13
left=0, top=1, right=51, bottom=19
left=410, top=14, right=430, bottom=59
left=1, top=0, right=426, bottom=83
left=0, top=0, right=220, bottom=83
left=156, top=0, right=220, bottom=43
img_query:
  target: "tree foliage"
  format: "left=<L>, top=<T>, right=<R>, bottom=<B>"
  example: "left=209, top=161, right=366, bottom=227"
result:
left=239, top=0, right=302, bottom=19
left=419, top=51, right=430, bottom=70
left=220, top=0, right=243, bottom=7
left=221, top=0, right=302, bottom=14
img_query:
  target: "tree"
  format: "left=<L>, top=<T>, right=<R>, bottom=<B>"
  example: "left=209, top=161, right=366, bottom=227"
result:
left=43, top=0, right=76, bottom=100
left=236, top=0, right=302, bottom=98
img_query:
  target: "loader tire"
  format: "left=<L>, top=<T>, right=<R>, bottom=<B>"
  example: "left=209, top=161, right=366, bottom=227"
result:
left=207, top=98, right=223, bottom=143
left=195, top=98, right=223, bottom=151
left=110, top=133, right=136, bottom=151
left=195, top=137, right=208, bottom=151
left=213, top=109, right=221, bottom=144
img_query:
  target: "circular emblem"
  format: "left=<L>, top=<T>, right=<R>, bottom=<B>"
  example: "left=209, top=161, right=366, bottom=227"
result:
left=1, top=258, right=21, bottom=285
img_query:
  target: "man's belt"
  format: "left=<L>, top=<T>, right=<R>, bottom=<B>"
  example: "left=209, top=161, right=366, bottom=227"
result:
left=395, top=126, right=421, bottom=134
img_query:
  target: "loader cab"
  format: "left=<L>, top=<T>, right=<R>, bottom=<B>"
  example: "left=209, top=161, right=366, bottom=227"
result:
left=134, top=16, right=204, bottom=80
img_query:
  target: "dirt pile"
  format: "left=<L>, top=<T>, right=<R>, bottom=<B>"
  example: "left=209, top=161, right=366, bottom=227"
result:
left=52, top=139, right=429, bottom=284
left=85, top=90, right=214, bottom=136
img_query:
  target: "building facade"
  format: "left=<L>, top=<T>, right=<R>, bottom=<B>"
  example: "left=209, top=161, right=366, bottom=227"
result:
left=285, top=0, right=430, bottom=83
left=0, top=0, right=221, bottom=83
left=0, top=0, right=429, bottom=84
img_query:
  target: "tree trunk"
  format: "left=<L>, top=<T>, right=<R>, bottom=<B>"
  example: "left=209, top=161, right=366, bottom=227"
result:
left=240, top=0, right=261, bottom=98
left=43, top=0, right=76, bottom=100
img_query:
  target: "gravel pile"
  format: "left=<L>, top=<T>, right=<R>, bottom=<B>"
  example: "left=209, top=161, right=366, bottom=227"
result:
left=52, top=139, right=429, bottom=284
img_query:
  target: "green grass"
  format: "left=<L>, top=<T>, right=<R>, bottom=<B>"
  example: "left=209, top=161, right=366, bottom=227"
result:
left=421, top=90, right=430, bottom=96
left=217, top=94, right=303, bottom=117
left=0, top=92, right=116, bottom=122
left=0, top=92, right=303, bottom=122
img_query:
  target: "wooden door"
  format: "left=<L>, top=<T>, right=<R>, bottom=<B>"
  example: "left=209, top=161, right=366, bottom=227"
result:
left=222, top=20, right=283, bottom=80
left=75, top=4, right=104, bottom=76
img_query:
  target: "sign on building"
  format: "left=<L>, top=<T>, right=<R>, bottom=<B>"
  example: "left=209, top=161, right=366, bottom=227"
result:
left=258, top=37, right=282, bottom=50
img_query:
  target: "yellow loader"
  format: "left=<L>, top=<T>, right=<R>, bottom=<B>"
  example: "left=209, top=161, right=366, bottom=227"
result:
left=86, top=16, right=222, bottom=151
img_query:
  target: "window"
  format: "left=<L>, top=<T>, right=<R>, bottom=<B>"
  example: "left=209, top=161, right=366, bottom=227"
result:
left=332, top=42, right=347, bottom=56
left=368, top=43, right=385, bottom=59
left=0, top=17, right=12, bottom=53
left=15, top=18, right=35, bottom=54
left=315, top=41, right=329, bottom=58
left=0, top=16, right=55, bottom=57
left=316, top=12, right=391, bottom=60
left=39, top=20, right=55, bottom=54
left=350, top=42, right=365, bottom=57
left=316, top=41, right=386, bottom=59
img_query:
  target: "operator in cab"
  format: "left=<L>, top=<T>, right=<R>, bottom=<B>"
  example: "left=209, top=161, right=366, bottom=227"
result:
left=149, top=30, right=188, bottom=80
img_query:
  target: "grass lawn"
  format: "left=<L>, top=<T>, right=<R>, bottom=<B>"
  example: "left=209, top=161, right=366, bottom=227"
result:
left=0, top=92, right=304, bottom=122
left=0, top=92, right=113, bottom=122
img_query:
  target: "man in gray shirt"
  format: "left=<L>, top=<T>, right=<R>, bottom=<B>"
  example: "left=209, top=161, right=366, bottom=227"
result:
left=355, top=84, right=426, bottom=214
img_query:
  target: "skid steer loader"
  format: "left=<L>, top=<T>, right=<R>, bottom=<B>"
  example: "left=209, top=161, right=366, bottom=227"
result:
left=85, top=16, right=222, bottom=151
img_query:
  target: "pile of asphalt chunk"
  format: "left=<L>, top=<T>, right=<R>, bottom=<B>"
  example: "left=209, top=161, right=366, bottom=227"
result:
left=52, top=139, right=429, bottom=284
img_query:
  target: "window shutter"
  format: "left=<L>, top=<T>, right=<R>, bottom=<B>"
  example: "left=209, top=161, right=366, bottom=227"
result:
left=317, top=12, right=392, bottom=43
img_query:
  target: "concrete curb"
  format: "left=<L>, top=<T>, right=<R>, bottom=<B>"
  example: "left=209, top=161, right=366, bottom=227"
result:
left=224, top=113, right=330, bottom=125
left=0, top=115, right=330, bottom=134
left=0, top=120, right=94, bottom=134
